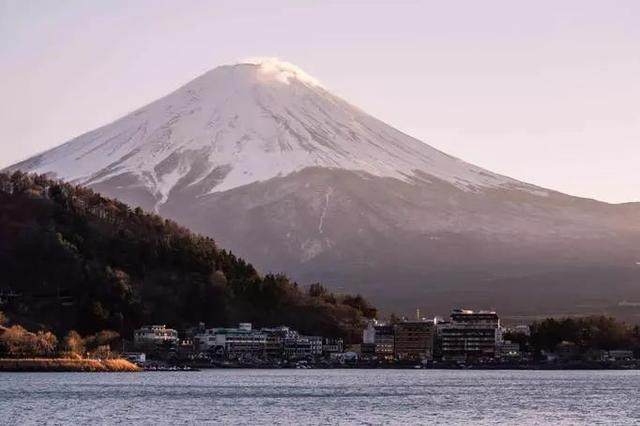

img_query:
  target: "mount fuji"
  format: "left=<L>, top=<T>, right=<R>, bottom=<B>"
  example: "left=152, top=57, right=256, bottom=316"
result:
left=8, top=58, right=640, bottom=318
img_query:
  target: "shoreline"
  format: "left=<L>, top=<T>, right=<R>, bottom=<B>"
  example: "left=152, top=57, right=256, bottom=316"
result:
left=0, top=358, right=142, bottom=372
left=146, top=359, right=640, bottom=371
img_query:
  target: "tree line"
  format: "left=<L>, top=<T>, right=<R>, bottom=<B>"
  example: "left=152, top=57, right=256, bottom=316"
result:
left=505, top=316, right=640, bottom=358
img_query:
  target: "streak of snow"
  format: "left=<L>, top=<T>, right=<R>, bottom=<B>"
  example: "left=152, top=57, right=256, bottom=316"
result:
left=318, top=187, right=333, bottom=234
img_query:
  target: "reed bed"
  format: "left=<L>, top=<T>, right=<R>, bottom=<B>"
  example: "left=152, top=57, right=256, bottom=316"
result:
left=0, top=358, right=141, bottom=372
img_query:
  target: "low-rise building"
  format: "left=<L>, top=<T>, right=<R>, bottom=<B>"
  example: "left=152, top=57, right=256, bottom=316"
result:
left=134, top=325, right=179, bottom=348
left=373, top=325, right=395, bottom=359
left=605, top=350, right=635, bottom=361
left=123, top=352, right=146, bottom=364
left=303, top=335, right=323, bottom=356
left=194, top=323, right=266, bottom=358
left=496, top=340, right=521, bottom=360
left=555, top=341, right=579, bottom=361
left=284, top=336, right=312, bottom=359
left=322, top=338, right=343, bottom=355
left=262, top=326, right=298, bottom=359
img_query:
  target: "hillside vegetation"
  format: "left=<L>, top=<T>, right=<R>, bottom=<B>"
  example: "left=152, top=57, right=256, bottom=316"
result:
left=0, top=172, right=375, bottom=341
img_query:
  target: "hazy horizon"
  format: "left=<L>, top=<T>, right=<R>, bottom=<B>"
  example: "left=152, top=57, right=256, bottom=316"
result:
left=1, top=0, right=639, bottom=203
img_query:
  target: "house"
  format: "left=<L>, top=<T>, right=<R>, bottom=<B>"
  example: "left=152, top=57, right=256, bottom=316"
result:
left=123, top=352, right=146, bottom=364
left=133, top=325, right=179, bottom=348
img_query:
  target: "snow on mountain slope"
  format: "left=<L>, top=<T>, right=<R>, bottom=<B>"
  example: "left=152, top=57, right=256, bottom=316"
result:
left=9, top=58, right=542, bottom=210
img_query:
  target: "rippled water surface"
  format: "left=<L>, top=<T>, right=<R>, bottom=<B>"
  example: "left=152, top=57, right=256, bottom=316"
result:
left=1, top=369, right=639, bottom=424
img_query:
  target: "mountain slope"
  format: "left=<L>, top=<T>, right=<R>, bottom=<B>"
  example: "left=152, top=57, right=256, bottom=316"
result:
left=176, top=167, right=640, bottom=318
left=7, top=59, right=640, bottom=319
left=0, top=172, right=375, bottom=339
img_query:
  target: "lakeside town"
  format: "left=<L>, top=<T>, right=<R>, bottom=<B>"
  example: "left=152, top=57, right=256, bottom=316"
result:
left=3, top=303, right=640, bottom=371
left=123, top=308, right=640, bottom=370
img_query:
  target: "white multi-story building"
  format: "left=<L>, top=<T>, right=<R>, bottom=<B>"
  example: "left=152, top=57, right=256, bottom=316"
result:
left=134, top=325, right=179, bottom=347
left=194, top=323, right=266, bottom=357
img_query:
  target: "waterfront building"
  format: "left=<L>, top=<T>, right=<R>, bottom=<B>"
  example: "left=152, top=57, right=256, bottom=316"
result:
left=123, top=352, right=146, bottom=363
left=496, top=340, right=521, bottom=360
left=394, top=320, right=435, bottom=361
left=439, top=309, right=501, bottom=362
left=362, top=321, right=395, bottom=359
left=605, top=350, right=635, bottom=361
left=194, top=323, right=267, bottom=358
left=283, top=336, right=312, bottom=359
left=373, top=325, right=395, bottom=359
left=361, top=343, right=376, bottom=357
left=133, top=325, right=179, bottom=347
left=303, top=335, right=323, bottom=356
left=260, top=326, right=323, bottom=359
left=262, top=326, right=298, bottom=358
left=555, top=341, right=579, bottom=361
left=322, top=338, right=343, bottom=355
left=265, top=334, right=284, bottom=358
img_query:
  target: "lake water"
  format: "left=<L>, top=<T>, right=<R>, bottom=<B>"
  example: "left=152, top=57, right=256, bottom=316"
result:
left=1, top=369, right=639, bottom=425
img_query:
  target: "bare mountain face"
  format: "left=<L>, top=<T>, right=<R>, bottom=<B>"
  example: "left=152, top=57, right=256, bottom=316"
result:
left=8, top=59, right=640, bottom=319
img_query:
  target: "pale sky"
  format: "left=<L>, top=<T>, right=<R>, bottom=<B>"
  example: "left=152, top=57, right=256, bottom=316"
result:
left=1, top=0, right=639, bottom=203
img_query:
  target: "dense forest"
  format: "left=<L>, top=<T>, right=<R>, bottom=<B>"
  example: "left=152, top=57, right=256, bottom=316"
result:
left=0, top=172, right=376, bottom=342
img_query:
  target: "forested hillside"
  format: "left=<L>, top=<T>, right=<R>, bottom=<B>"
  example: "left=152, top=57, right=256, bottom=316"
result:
left=0, top=172, right=376, bottom=341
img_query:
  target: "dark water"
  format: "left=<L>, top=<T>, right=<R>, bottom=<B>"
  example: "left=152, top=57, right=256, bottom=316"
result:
left=1, top=369, right=639, bottom=425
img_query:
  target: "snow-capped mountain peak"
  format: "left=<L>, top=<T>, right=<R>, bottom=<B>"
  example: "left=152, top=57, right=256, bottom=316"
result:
left=8, top=59, right=536, bottom=210
left=244, top=57, right=323, bottom=87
